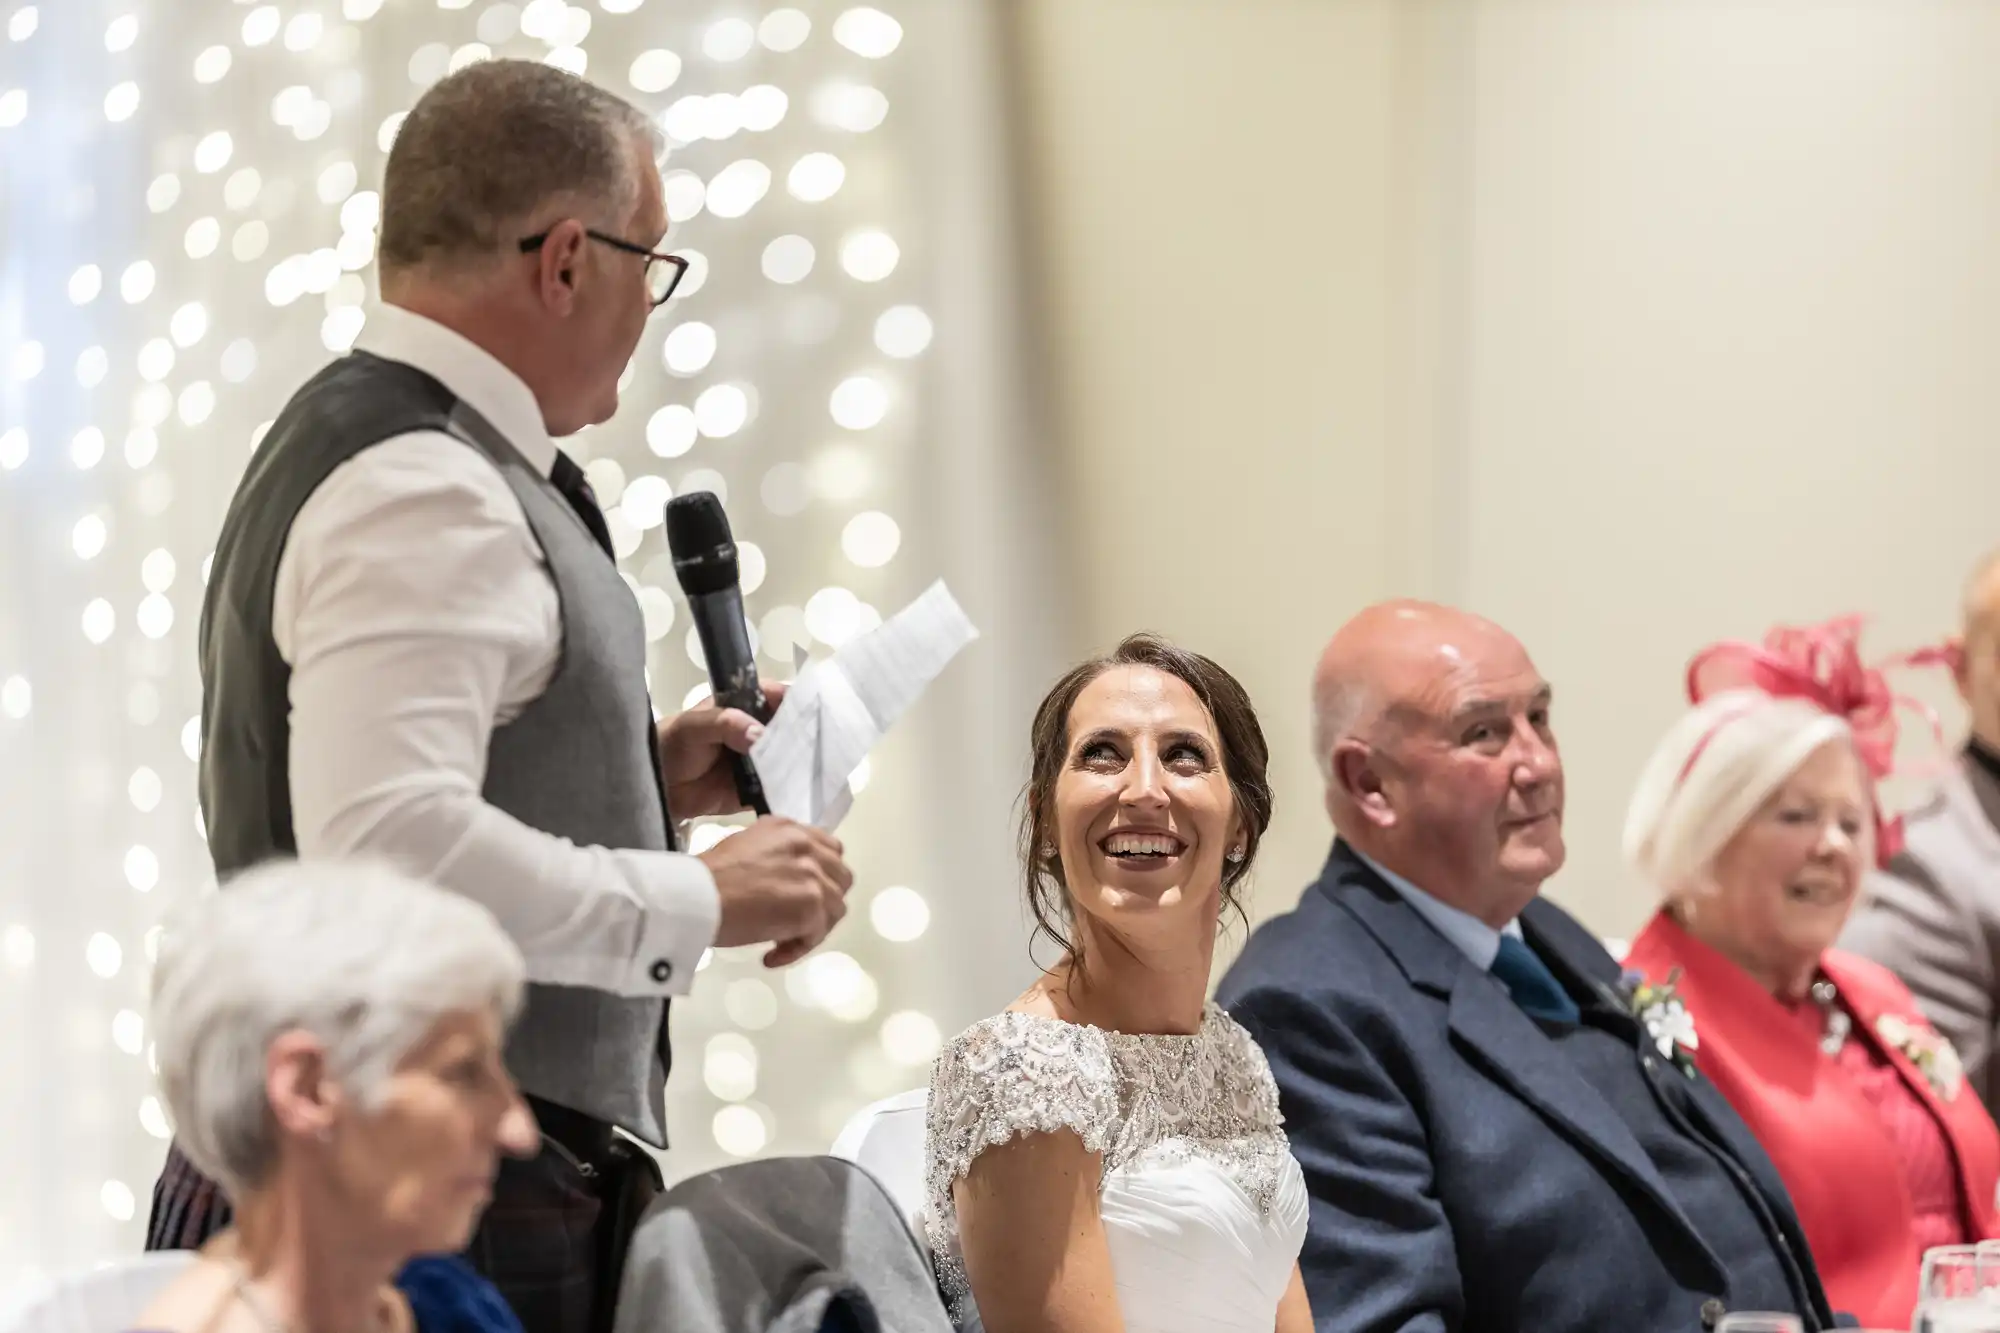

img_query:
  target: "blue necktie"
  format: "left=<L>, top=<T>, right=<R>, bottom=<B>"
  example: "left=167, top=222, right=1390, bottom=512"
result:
left=1491, top=934, right=1581, bottom=1025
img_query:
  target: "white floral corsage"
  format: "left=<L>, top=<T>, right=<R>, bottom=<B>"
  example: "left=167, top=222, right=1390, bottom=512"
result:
left=1875, top=1012, right=1964, bottom=1102
left=1622, top=967, right=1699, bottom=1078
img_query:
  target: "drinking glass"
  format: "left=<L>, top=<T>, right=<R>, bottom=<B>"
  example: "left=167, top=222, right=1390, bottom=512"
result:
left=1715, top=1315, right=1802, bottom=1333
left=1917, top=1245, right=2000, bottom=1333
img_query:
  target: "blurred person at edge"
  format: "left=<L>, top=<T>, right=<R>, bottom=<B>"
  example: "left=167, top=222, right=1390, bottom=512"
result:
left=1846, top=549, right=2000, bottom=1123
left=1624, top=617, right=2000, bottom=1332
left=137, top=860, right=538, bottom=1333
left=143, top=59, right=853, bottom=1333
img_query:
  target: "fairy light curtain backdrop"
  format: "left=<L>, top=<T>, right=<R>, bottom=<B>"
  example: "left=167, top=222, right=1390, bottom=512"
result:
left=0, top=0, right=1056, bottom=1291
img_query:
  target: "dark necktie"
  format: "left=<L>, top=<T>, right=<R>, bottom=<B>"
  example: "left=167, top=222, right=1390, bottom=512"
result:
left=1491, top=934, right=1582, bottom=1025
left=550, top=450, right=615, bottom=558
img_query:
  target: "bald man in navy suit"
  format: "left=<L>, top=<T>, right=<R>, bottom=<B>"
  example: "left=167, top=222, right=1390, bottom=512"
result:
left=1218, top=602, right=1838, bottom=1333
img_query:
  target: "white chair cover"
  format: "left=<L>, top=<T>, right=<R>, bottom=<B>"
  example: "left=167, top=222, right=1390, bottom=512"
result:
left=829, top=1087, right=930, bottom=1250
left=2, top=1253, right=197, bottom=1333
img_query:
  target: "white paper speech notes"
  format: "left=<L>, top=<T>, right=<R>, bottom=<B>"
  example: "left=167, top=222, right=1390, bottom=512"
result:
left=748, top=580, right=979, bottom=829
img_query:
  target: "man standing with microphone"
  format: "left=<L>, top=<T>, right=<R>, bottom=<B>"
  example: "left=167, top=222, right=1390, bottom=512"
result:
left=144, top=59, right=852, bottom=1333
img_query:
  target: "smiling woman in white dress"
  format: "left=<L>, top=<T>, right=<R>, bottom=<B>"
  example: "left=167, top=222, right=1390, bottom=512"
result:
left=924, top=633, right=1310, bottom=1333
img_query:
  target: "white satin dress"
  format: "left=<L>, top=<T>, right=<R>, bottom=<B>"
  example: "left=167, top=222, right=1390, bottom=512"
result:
left=924, top=1003, right=1308, bottom=1333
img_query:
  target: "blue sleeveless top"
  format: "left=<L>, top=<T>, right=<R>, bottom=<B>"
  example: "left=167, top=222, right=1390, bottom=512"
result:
left=396, top=1256, right=523, bottom=1333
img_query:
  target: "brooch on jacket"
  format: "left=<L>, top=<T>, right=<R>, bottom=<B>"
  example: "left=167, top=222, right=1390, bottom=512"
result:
left=1875, top=1012, right=1965, bottom=1102
left=1621, top=968, right=1699, bottom=1078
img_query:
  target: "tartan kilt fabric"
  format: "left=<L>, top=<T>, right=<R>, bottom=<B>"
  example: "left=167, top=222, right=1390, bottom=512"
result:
left=145, top=1141, right=234, bottom=1251
left=463, top=1147, right=604, bottom=1333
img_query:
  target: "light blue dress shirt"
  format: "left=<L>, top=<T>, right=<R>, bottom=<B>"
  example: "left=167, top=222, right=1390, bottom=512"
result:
left=1350, top=847, right=1523, bottom=971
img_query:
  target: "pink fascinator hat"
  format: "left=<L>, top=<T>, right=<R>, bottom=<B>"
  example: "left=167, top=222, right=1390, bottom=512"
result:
left=1679, top=615, right=1954, bottom=865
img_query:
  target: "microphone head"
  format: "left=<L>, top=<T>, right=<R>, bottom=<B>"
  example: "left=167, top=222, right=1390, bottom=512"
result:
left=665, top=491, right=740, bottom=596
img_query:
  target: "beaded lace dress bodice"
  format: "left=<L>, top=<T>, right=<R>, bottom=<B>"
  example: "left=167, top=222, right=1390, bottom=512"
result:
left=923, top=1002, right=1307, bottom=1333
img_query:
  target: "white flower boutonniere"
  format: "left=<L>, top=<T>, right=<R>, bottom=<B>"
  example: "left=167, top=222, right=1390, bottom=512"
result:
left=1876, top=1013, right=1964, bottom=1102
left=1623, top=967, right=1699, bottom=1078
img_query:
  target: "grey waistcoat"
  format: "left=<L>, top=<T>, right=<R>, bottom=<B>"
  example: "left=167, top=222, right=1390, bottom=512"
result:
left=199, top=350, right=674, bottom=1145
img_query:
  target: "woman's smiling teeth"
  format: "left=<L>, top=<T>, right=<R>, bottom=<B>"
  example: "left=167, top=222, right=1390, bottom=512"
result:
left=1787, top=877, right=1848, bottom=905
left=1101, top=831, right=1187, bottom=859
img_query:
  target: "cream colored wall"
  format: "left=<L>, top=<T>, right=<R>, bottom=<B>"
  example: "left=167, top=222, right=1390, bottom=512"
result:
left=1453, top=1, right=2000, bottom=932
left=1009, top=0, right=1409, bottom=937
left=1010, top=0, right=1999, bottom=942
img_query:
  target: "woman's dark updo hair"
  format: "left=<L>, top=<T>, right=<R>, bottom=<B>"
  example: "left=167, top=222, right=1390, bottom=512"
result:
left=1020, top=633, right=1274, bottom=968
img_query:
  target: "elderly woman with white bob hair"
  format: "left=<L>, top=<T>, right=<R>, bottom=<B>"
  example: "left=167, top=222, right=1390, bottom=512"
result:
left=136, top=858, right=540, bottom=1333
left=1620, top=617, right=2000, bottom=1331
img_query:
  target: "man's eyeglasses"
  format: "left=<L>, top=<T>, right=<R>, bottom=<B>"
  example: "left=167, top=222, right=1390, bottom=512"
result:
left=518, top=228, right=689, bottom=308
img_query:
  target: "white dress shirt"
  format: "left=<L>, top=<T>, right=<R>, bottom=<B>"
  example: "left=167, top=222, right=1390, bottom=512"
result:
left=1351, top=846, right=1522, bottom=970
left=272, top=303, right=716, bottom=997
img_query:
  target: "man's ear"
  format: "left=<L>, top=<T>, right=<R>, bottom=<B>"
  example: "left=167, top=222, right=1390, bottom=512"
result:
left=1331, top=740, right=1396, bottom=831
left=530, top=218, right=589, bottom=315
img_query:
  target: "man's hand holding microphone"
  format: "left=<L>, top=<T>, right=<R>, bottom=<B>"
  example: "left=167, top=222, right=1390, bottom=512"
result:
left=661, top=491, right=853, bottom=969
left=657, top=690, right=852, bottom=968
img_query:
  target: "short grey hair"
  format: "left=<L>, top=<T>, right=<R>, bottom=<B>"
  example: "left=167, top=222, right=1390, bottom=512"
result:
left=1311, top=677, right=1373, bottom=782
left=379, top=58, right=660, bottom=278
left=1623, top=690, right=1858, bottom=902
left=149, top=858, right=526, bottom=1197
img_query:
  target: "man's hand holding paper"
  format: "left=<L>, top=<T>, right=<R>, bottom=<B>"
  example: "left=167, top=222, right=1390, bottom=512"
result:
left=694, top=579, right=978, bottom=968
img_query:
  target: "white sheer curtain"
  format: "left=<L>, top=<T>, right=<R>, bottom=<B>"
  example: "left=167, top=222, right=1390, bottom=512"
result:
left=0, top=0, right=1058, bottom=1297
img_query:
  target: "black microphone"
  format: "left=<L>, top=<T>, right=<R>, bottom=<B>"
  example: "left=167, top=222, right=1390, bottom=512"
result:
left=665, top=491, right=772, bottom=816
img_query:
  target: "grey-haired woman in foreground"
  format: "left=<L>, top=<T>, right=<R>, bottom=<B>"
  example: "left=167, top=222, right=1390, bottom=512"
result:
left=137, top=858, right=539, bottom=1333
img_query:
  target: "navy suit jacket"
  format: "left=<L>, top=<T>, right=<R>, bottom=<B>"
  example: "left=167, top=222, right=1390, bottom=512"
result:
left=1216, top=843, right=1838, bottom=1333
